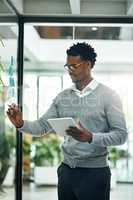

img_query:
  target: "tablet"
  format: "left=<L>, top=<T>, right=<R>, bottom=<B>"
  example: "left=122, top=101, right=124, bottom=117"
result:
left=47, top=117, right=76, bottom=137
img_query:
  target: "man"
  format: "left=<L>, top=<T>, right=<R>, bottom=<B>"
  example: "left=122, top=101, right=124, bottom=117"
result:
left=7, top=42, right=127, bottom=200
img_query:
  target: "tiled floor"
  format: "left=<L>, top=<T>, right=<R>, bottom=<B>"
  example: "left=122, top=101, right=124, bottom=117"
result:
left=0, top=183, right=133, bottom=200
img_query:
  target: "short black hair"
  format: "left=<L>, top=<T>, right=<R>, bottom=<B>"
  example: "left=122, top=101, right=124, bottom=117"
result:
left=66, top=42, right=97, bottom=68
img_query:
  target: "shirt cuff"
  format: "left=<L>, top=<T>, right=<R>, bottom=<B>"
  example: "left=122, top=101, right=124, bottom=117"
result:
left=17, top=120, right=26, bottom=132
left=91, top=133, right=103, bottom=146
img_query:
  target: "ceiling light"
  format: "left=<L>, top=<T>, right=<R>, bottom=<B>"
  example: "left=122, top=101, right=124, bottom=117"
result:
left=91, top=27, right=98, bottom=31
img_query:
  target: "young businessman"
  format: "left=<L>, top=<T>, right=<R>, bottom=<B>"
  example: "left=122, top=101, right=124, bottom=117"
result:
left=7, top=42, right=127, bottom=200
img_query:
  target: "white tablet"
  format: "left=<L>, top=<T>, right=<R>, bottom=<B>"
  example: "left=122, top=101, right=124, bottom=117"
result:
left=47, top=117, right=76, bottom=137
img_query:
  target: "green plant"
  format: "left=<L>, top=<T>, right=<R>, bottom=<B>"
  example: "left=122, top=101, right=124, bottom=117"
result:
left=6, top=130, right=16, bottom=152
left=22, top=134, right=32, bottom=180
left=0, top=133, right=10, bottom=188
left=108, top=147, right=130, bottom=168
left=118, top=149, right=130, bottom=158
left=0, top=133, right=10, bottom=160
left=33, top=134, right=63, bottom=167
left=23, top=135, right=31, bottom=155
left=108, top=147, right=119, bottom=168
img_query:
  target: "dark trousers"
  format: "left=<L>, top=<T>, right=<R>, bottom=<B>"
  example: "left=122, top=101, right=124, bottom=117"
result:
left=57, top=163, right=111, bottom=200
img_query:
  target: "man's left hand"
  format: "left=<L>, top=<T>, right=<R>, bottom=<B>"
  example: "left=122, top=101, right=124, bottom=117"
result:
left=66, top=120, right=92, bottom=143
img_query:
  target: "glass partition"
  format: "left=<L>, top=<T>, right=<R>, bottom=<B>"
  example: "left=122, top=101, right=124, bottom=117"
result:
left=0, top=0, right=16, bottom=15
left=0, top=23, right=18, bottom=199
left=23, top=23, right=133, bottom=200
left=38, top=76, right=62, bottom=116
left=93, top=72, right=133, bottom=182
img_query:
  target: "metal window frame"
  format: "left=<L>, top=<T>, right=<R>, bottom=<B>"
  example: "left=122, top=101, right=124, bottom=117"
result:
left=0, top=16, right=18, bottom=23
left=1, top=1, right=133, bottom=200
left=0, top=2, right=23, bottom=200
left=22, top=15, right=133, bottom=24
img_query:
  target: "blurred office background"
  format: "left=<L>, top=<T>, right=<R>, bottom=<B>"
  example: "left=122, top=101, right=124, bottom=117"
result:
left=0, top=0, right=133, bottom=200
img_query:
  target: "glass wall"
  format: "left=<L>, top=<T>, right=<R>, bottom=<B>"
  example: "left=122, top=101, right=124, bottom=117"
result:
left=22, top=23, right=133, bottom=200
left=94, top=72, right=133, bottom=182
left=38, top=76, right=62, bottom=116
left=0, top=23, right=18, bottom=199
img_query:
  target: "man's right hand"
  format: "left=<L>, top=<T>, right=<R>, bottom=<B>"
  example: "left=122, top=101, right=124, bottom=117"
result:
left=6, top=103, right=24, bottom=128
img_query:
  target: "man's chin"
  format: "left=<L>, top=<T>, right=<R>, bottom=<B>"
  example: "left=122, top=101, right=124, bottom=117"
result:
left=71, top=79, right=77, bottom=83
left=70, top=76, right=77, bottom=83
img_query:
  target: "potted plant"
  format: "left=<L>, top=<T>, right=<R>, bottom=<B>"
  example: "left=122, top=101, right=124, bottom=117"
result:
left=108, top=147, right=119, bottom=168
left=3, top=130, right=32, bottom=186
left=33, top=133, right=63, bottom=185
left=0, top=133, right=10, bottom=191
left=22, top=134, right=32, bottom=182
left=108, top=147, right=120, bottom=189
left=0, top=127, right=16, bottom=188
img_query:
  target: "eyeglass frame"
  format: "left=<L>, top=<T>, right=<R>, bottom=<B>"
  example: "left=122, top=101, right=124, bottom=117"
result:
left=64, top=61, right=84, bottom=71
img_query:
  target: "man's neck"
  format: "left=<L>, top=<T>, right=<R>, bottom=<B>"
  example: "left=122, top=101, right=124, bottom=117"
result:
left=75, top=77, right=93, bottom=91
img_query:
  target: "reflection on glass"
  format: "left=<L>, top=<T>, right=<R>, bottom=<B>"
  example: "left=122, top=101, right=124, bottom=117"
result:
left=35, top=26, right=73, bottom=39
left=0, top=1, right=15, bottom=15
left=22, top=73, right=63, bottom=191
left=38, top=76, right=62, bottom=116
left=23, top=23, right=133, bottom=196
left=0, top=24, right=17, bottom=198
left=94, top=72, right=133, bottom=182
left=75, top=27, right=120, bottom=40
left=23, top=74, right=37, bottom=121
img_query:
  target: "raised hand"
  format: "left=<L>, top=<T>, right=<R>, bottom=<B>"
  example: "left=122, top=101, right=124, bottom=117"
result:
left=6, top=103, right=23, bottom=128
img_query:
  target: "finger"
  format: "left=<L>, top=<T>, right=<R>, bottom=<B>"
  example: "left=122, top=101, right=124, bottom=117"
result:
left=8, top=105, right=15, bottom=111
left=7, top=106, right=14, bottom=110
left=8, top=104, right=18, bottom=109
left=76, top=120, right=84, bottom=130
left=66, top=129, right=74, bottom=134
left=7, top=108, right=17, bottom=116
left=66, top=129, right=80, bottom=135
left=8, top=104, right=19, bottom=112
left=8, top=104, right=12, bottom=108
left=70, top=127, right=81, bottom=133
left=68, top=126, right=78, bottom=130
left=7, top=112, right=14, bottom=118
left=6, top=111, right=11, bottom=116
left=66, top=128, right=78, bottom=133
left=14, top=105, right=20, bottom=112
left=7, top=110, right=13, bottom=116
left=66, top=132, right=80, bottom=140
left=8, top=103, right=16, bottom=107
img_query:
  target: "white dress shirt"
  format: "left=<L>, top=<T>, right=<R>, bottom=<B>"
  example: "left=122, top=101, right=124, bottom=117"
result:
left=70, top=79, right=99, bottom=97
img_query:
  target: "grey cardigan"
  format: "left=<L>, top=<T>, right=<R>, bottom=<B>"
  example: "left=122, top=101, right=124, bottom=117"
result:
left=18, top=83, right=127, bottom=168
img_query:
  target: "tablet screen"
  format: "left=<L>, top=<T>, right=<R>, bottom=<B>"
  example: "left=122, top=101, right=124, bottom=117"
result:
left=47, top=117, right=76, bottom=136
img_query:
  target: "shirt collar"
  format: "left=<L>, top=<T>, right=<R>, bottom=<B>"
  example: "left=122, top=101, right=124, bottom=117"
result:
left=70, top=79, right=99, bottom=93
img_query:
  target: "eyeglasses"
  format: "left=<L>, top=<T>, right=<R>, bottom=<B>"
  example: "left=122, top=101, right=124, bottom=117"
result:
left=64, top=62, right=84, bottom=71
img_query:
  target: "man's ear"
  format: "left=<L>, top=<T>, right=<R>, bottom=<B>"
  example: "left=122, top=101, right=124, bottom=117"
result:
left=86, top=60, right=92, bottom=69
